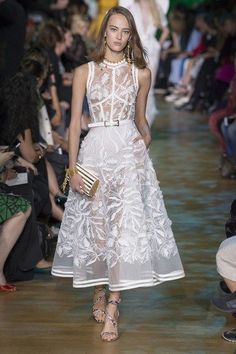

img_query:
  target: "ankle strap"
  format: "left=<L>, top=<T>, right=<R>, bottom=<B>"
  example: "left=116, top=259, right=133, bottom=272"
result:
left=95, top=287, right=106, bottom=293
left=108, top=299, right=121, bottom=306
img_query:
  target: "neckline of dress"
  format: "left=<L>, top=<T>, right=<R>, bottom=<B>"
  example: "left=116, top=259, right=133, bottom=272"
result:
left=102, top=58, right=127, bottom=67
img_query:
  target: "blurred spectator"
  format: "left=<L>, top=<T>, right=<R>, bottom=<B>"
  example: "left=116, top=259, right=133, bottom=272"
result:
left=0, top=0, right=26, bottom=80
left=155, top=6, right=196, bottom=94
left=0, top=150, right=32, bottom=291
left=209, top=54, right=236, bottom=178
left=127, top=0, right=169, bottom=126
left=212, top=200, right=236, bottom=342
left=63, top=13, right=90, bottom=70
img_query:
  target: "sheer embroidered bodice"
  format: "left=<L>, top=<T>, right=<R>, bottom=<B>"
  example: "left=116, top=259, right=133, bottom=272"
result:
left=52, top=60, right=185, bottom=291
left=87, top=60, right=138, bottom=124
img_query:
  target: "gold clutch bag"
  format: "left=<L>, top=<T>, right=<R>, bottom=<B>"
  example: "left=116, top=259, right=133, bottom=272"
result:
left=62, top=163, right=99, bottom=197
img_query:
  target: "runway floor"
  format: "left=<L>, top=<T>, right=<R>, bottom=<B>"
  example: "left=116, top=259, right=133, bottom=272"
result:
left=0, top=98, right=235, bottom=354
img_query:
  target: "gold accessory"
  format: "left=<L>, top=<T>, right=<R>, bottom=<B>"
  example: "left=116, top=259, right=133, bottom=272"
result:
left=62, top=163, right=99, bottom=197
left=103, top=55, right=126, bottom=66
left=127, top=42, right=132, bottom=65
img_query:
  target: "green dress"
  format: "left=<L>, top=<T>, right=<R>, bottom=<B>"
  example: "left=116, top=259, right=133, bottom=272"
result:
left=0, top=193, right=30, bottom=224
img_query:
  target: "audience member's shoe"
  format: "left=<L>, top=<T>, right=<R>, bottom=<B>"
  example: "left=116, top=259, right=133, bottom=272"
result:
left=175, top=101, right=191, bottom=111
left=174, top=96, right=190, bottom=108
left=154, top=88, right=168, bottom=95
left=222, top=328, right=236, bottom=343
left=212, top=291, right=236, bottom=313
left=165, top=93, right=179, bottom=102
left=182, top=102, right=196, bottom=112
left=0, top=283, right=16, bottom=293
left=55, top=194, right=67, bottom=206
left=34, top=267, right=52, bottom=274
left=218, top=280, right=231, bottom=295
left=207, top=102, right=219, bottom=114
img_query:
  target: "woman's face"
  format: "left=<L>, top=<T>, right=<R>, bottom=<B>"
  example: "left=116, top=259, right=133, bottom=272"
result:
left=65, top=30, right=73, bottom=48
left=105, top=14, right=131, bottom=53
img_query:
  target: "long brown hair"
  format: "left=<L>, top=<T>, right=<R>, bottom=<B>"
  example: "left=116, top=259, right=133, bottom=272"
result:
left=90, top=6, right=147, bottom=69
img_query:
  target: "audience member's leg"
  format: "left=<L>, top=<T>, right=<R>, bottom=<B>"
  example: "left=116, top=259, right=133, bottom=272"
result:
left=209, top=108, right=229, bottom=153
left=0, top=207, right=31, bottom=285
left=45, top=159, right=64, bottom=221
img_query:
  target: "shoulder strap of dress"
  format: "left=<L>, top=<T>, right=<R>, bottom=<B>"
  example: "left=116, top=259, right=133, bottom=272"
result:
left=86, top=61, right=95, bottom=93
left=132, top=63, right=139, bottom=93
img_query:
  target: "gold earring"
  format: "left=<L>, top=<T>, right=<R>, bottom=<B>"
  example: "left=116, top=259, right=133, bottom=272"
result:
left=127, top=42, right=132, bottom=64
left=104, top=36, right=107, bottom=46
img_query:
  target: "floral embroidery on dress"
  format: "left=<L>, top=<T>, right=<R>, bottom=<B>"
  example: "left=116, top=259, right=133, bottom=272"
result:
left=52, top=61, right=184, bottom=291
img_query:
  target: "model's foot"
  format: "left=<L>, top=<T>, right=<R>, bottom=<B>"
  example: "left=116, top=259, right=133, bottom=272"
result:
left=92, top=287, right=106, bottom=323
left=101, top=299, right=120, bottom=342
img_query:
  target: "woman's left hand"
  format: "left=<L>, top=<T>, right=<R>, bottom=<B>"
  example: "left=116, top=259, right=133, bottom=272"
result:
left=133, top=135, right=150, bottom=149
left=16, top=157, right=38, bottom=175
left=0, top=151, right=15, bottom=166
left=4, top=168, right=17, bottom=180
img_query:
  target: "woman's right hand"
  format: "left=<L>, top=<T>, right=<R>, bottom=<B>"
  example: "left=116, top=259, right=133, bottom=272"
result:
left=0, top=151, right=15, bottom=167
left=70, top=173, right=85, bottom=194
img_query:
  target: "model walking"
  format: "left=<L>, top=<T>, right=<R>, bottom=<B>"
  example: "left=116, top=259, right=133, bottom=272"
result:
left=52, top=6, right=184, bottom=342
left=125, top=0, right=169, bottom=126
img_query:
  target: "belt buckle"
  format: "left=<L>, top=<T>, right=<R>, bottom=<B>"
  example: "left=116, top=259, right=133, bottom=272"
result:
left=104, top=120, right=119, bottom=127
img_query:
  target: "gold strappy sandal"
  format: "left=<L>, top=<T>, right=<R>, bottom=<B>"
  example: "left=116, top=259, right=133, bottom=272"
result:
left=100, top=299, right=121, bottom=342
left=92, top=287, right=106, bottom=323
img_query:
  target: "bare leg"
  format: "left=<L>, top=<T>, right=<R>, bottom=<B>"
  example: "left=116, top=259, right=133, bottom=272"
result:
left=101, top=290, right=121, bottom=341
left=35, top=259, right=52, bottom=268
left=93, top=285, right=107, bottom=323
left=224, top=278, right=236, bottom=292
left=0, top=207, right=31, bottom=284
left=50, top=193, right=64, bottom=221
left=45, top=159, right=63, bottom=197
left=45, top=160, right=64, bottom=221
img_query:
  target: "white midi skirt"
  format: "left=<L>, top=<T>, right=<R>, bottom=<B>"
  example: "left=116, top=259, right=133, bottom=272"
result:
left=52, top=120, right=185, bottom=291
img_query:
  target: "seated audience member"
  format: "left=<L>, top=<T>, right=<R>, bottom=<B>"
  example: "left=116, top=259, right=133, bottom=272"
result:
left=0, top=148, right=52, bottom=283
left=209, top=54, right=236, bottom=177
left=220, top=115, right=236, bottom=179
left=0, top=0, right=26, bottom=81
left=20, top=47, right=69, bottom=187
left=63, top=12, right=89, bottom=70
left=0, top=62, right=65, bottom=222
left=166, top=11, right=216, bottom=107
left=206, top=13, right=236, bottom=112
left=212, top=200, right=236, bottom=342
left=21, top=0, right=70, bottom=22
left=180, top=12, right=219, bottom=111
left=166, top=13, right=202, bottom=97
left=0, top=150, right=31, bottom=291
left=155, top=5, right=197, bottom=93
left=37, top=21, right=72, bottom=124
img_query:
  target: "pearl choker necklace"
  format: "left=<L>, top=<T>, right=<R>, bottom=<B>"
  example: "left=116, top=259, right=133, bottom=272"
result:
left=103, top=57, right=126, bottom=66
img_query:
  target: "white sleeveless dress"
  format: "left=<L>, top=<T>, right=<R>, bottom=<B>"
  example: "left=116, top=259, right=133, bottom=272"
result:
left=52, top=60, right=185, bottom=291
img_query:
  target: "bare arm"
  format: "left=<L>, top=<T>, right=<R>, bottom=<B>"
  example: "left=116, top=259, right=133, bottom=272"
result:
left=68, top=64, right=88, bottom=168
left=159, top=26, right=170, bottom=47
left=134, top=67, right=152, bottom=148
left=18, top=129, right=41, bottom=163
left=50, top=75, right=62, bottom=127
left=68, top=64, right=88, bottom=193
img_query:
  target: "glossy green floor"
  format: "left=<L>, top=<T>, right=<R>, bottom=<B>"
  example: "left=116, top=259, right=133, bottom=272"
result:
left=0, top=99, right=235, bottom=354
